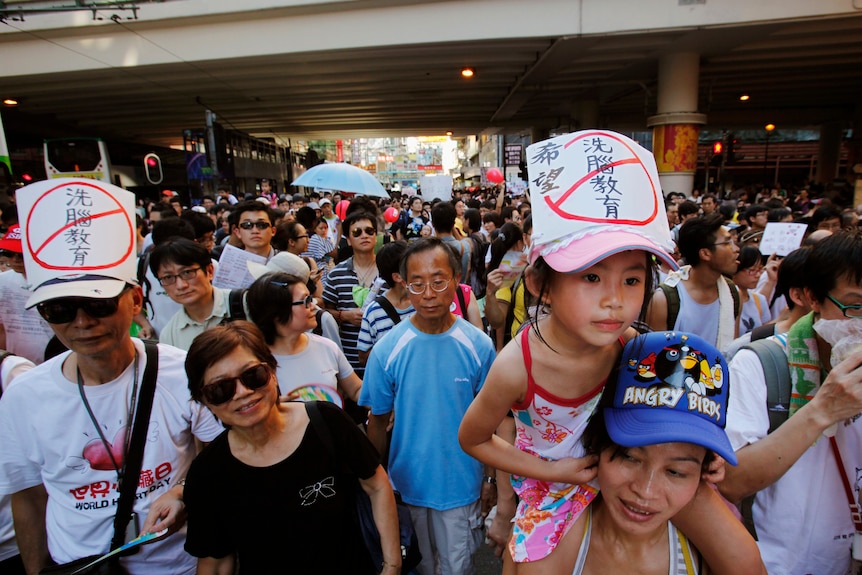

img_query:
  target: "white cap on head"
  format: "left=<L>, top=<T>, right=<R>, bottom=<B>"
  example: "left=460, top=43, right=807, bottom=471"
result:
left=16, top=179, right=138, bottom=308
left=246, top=251, right=310, bottom=283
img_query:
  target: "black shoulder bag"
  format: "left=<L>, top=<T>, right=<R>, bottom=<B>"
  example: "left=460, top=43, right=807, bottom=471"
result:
left=40, top=341, right=159, bottom=575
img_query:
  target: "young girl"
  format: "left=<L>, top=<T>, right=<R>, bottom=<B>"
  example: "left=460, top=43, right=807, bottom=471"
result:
left=732, top=246, right=773, bottom=336
left=459, top=130, right=763, bottom=575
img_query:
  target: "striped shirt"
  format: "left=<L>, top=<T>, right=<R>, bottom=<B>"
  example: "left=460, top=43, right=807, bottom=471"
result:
left=357, top=299, right=415, bottom=353
left=322, top=257, right=372, bottom=377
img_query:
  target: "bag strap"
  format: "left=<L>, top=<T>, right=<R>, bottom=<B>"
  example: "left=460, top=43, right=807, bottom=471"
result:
left=312, top=309, right=325, bottom=336
left=659, top=283, right=680, bottom=331
left=456, top=284, right=467, bottom=316
left=724, top=277, right=741, bottom=319
left=737, top=338, right=791, bottom=540
left=749, top=322, right=775, bottom=342
left=228, top=289, right=246, bottom=321
left=829, top=436, right=862, bottom=532
left=374, top=295, right=402, bottom=325
left=110, top=340, right=159, bottom=552
left=305, top=401, right=349, bottom=475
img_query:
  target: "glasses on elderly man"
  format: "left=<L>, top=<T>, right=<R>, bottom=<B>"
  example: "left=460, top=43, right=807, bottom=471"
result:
left=36, top=290, right=129, bottom=324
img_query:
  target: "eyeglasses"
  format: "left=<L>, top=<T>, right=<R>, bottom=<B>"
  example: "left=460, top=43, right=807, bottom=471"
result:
left=292, top=294, right=315, bottom=309
left=36, top=290, right=128, bottom=324
left=0, top=250, right=22, bottom=259
left=406, top=278, right=452, bottom=295
left=157, top=267, right=201, bottom=286
left=350, top=227, right=376, bottom=238
left=745, top=267, right=764, bottom=275
left=238, top=221, right=272, bottom=230
left=826, top=294, right=862, bottom=318
left=713, top=239, right=736, bottom=248
left=201, top=363, right=272, bottom=405
left=293, top=235, right=309, bottom=240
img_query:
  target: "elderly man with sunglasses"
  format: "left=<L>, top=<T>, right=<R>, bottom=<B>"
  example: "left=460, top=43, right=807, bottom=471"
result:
left=0, top=181, right=224, bottom=575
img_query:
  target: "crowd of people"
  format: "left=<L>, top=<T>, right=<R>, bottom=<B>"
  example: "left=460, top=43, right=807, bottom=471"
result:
left=0, top=132, right=859, bottom=575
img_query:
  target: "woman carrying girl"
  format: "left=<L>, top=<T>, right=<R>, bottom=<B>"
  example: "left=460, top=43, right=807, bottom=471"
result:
left=459, top=130, right=762, bottom=574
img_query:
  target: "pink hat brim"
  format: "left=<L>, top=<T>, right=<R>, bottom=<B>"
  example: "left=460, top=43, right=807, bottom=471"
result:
left=538, top=230, right=678, bottom=273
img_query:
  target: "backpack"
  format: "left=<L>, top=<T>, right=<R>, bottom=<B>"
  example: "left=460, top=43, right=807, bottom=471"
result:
left=736, top=338, right=791, bottom=539
left=217, top=289, right=249, bottom=325
left=373, top=294, right=402, bottom=325
left=136, top=249, right=154, bottom=317
left=467, top=233, right=489, bottom=299
left=659, top=276, right=741, bottom=331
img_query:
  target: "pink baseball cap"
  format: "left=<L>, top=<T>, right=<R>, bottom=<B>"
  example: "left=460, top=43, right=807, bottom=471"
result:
left=526, top=130, right=678, bottom=273
left=534, top=229, right=678, bottom=273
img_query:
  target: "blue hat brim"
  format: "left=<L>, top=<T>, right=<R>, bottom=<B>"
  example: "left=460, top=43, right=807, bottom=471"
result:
left=604, top=406, right=738, bottom=466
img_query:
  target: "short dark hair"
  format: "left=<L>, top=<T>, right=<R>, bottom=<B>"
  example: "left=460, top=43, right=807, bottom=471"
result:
left=678, top=200, right=700, bottom=219
left=233, top=200, right=274, bottom=225
left=678, top=213, right=725, bottom=266
left=149, top=238, right=211, bottom=277
left=376, top=240, right=408, bottom=288
left=803, top=229, right=862, bottom=303
left=742, top=204, right=768, bottom=222
left=463, top=208, right=481, bottom=234
left=295, top=206, right=316, bottom=229
left=180, top=211, right=216, bottom=240
left=482, top=211, right=503, bottom=227
left=185, top=321, right=276, bottom=403
left=811, top=205, right=842, bottom=228
left=151, top=218, right=195, bottom=245
left=245, top=272, right=306, bottom=345
left=773, top=247, right=810, bottom=309
left=431, top=201, right=456, bottom=233
left=400, top=237, right=461, bottom=281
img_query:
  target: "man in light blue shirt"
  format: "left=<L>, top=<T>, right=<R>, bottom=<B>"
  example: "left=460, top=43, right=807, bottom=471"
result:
left=360, top=237, right=495, bottom=575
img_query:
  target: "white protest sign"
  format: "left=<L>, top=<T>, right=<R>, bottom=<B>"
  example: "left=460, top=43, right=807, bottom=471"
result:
left=16, top=178, right=137, bottom=290
left=526, top=131, right=673, bottom=254
left=418, top=175, right=452, bottom=201
left=759, top=222, right=808, bottom=257
left=213, top=244, right=265, bottom=289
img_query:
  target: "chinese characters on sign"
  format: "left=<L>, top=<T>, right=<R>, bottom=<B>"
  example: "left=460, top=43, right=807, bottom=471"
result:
left=65, top=186, right=93, bottom=266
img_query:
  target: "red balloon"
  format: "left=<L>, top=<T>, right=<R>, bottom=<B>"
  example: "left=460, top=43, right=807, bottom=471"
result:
left=486, top=168, right=504, bottom=184
left=384, top=206, right=400, bottom=223
left=335, top=200, right=350, bottom=220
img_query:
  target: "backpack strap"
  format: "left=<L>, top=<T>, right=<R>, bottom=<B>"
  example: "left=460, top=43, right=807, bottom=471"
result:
left=724, top=276, right=741, bottom=319
left=749, top=322, right=775, bottom=342
left=228, top=289, right=246, bottom=321
left=374, top=294, right=402, bottom=325
left=456, top=284, right=467, bottom=317
left=736, top=338, right=791, bottom=541
left=660, top=278, right=740, bottom=330
left=659, top=283, right=680, bottom=331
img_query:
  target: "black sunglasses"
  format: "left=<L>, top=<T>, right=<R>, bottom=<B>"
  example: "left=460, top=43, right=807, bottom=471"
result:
left=351, top=227, right=376, bottom=238
left=201, top=363, right=272, bottom=405
left=36, top=291, right=127, bottom=324
left=239, top=221, right=272, bottom=230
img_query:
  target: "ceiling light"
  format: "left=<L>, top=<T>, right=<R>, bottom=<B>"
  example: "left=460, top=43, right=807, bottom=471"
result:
left=460, top=68, right=474, bottom=79
left=739, top=94, right=750, bottom=101
left=445, top=131, right=453, bottom=137
left=3, top=99, right=18, bottom=106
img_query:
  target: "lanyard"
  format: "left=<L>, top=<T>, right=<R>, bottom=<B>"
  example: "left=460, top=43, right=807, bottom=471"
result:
left=829, top=436, right=862, bottom=532
left=77, top=351, right=140, bottom=487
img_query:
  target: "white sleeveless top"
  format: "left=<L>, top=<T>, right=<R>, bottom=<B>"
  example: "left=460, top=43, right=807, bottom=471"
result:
left=571, top=508, right=701, bottom=575
left=673, top=281, right=720, bottom=347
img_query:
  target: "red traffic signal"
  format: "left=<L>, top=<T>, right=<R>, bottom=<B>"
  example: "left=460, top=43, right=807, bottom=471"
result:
left=712, top=141, right=723, bottom=155
left=143, top=153, right=163, bottom=185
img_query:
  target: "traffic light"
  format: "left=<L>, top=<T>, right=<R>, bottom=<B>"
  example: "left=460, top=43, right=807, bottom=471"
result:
left=144, top=153, right=163, bottom=185
left=710, top=141, right=723, bottom=166
left=725, top=134, right=744, bottom=165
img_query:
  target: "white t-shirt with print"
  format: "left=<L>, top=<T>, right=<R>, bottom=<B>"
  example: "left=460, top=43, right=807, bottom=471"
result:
left=726, top=348, right=861, bottom=575
left=0, top=340, right=224, bottom=574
